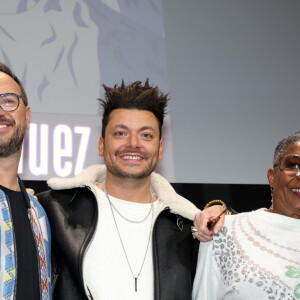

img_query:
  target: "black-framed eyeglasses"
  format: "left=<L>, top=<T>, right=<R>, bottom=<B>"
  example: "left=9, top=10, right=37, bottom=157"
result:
left=274, top=154, right=300, bottom=176
left=0, top=93, right=22, bottom=112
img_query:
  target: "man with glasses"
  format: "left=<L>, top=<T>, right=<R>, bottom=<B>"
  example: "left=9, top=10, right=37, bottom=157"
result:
left=0, top=62, right=51, bottom=300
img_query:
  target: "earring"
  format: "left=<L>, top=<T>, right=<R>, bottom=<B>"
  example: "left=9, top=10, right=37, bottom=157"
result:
left=270, top=187, right=274, bottom=210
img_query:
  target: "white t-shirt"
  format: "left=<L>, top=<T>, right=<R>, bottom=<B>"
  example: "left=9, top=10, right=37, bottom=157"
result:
left=192, top=208, right=300, bottom=300
left=83, top=185, right=159, bottom=299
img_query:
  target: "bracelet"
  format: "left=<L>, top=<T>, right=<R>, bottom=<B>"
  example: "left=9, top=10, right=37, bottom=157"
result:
left=203, top=199, right=232, bottom=215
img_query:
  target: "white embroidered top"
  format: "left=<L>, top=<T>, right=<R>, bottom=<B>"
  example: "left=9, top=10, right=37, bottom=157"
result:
left=192, top=208, right=300, bottom=300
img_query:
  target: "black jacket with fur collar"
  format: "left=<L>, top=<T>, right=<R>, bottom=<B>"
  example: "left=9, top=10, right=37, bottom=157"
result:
left=38, top=165, right=200, bottom=300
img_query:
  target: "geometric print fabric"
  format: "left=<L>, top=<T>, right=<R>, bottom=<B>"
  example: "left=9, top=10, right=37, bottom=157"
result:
left=0, top=195, right=16, bottom=300
left=0, top=190, right=50, bottom=300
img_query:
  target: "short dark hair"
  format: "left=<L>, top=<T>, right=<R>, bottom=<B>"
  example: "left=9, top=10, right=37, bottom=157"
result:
left=0, top=62, right=28, bottom=106
left=99, top=79, right=169, bottom=138
left=273, top=131, right=300, bottom=167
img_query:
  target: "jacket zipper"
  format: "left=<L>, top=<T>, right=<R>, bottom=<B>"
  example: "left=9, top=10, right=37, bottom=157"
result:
left=5, top=194, right=18, bottom=300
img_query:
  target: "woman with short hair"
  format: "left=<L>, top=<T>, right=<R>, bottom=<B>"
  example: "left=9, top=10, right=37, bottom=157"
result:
left=193, top=131, right=300, bottom=300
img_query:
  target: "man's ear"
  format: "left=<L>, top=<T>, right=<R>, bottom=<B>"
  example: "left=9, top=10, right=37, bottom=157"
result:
left=267, top=168, right=275, bottom=187
left=98, top=136, right=104, bottom=157
left=25, top=106, right=31, bottom=130
left=158, top=139, right=163, bottom=160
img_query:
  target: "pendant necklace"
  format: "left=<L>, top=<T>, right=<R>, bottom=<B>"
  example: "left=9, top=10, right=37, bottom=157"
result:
left=103, top=182, right=154, bottom=292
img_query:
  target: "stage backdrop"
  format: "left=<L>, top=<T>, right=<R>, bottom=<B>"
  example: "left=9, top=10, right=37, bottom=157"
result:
left=1, top=0, right=300, bottom=186
left=0, top=0, right=174, bottom=181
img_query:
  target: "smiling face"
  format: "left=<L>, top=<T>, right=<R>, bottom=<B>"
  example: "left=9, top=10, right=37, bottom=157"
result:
left=268, top=141, right=300, bottom=218
left=0, top=72, right=31, bottom=158
left=99, top=108, right=163, bottom=181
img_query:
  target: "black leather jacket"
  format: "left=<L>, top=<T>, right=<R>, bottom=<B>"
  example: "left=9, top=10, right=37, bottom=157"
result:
left=39, top=187, right=199, bottom=300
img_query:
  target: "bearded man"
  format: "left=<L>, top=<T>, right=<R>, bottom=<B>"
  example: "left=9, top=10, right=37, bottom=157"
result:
left=0, top=62, right=51, bottom=300
left=38, top=79, right=223, bottom=300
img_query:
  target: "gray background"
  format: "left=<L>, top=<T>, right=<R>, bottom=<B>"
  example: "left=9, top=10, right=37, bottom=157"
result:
left=0, top=0, right=175, bottom=181
left=163, top=0, right=300, bottom=184
left=1, top=0, right=299, bottom=184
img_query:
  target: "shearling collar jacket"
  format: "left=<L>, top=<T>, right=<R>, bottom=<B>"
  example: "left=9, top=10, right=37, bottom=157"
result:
left=39, top=165, right=200, bottom=300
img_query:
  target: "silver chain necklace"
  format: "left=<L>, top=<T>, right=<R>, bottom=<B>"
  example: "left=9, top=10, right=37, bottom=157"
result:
left=103, top=184, right=153, bottom=223
left=103, top=182, right=154, bottom=292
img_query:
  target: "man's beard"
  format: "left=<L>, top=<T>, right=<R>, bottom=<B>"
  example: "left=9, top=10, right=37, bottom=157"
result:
left=0, top=117, right=27, bottom=158
left=105, top=149, right=159, bottom=180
